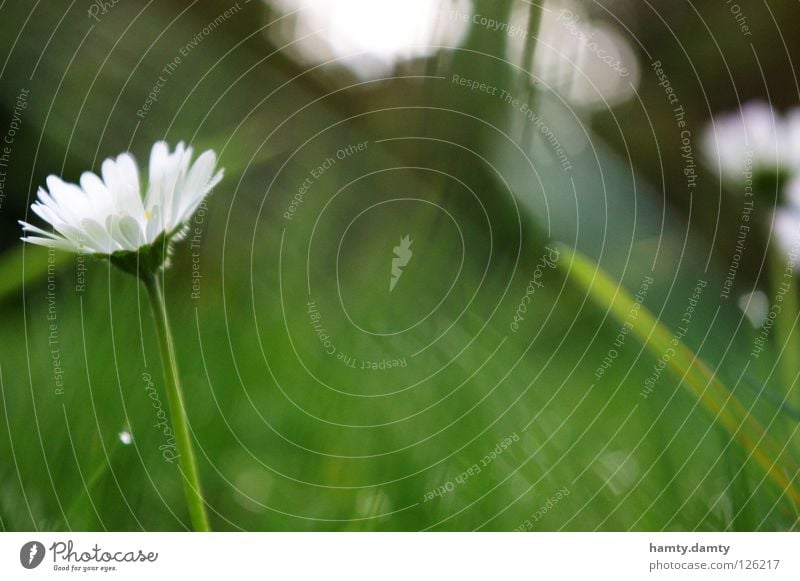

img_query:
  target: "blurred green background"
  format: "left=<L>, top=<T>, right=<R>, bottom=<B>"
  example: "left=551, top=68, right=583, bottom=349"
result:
left=0, top=0, right=798, bottom=531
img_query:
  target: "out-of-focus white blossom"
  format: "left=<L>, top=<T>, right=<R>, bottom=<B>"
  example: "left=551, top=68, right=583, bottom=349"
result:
left=701, top=101, right=798, bottom=184
left=737, top=290, right=770, bottom=328
left=774, top=178, right=800, bottom=268
left=265, top=0, right=469, bottom=79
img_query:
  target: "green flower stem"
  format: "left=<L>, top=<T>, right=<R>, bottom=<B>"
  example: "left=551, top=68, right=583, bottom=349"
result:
left=520, top=1, right=542, bottom=83
left=768, top=241, right=800, bottom=407
left=142, top=272, right=211, bottom=532
left=520, top=0, right=543, bottom=150
left=557, top=243, right=800, bottom=506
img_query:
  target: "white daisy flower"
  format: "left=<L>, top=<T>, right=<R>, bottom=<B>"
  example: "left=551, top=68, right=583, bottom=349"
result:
left=701, top=101, right=793, bottom=185
left=20, top=141, right=222, bottom=271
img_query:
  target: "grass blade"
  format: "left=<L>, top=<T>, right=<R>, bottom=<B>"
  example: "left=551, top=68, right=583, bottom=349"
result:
left=557, top=243, right=800, bottom=507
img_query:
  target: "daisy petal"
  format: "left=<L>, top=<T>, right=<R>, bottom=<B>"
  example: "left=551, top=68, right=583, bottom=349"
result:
left=20, top=141, right=223, bottom=265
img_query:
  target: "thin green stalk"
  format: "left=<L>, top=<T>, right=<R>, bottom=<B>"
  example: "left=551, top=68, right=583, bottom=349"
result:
left=520, top=1, right=543, bottom=150
left=768, top=241, right=800, bottom=407
left=520, top=1, right=543, bottom=90
left=557, top=244, right=800, bottom=506
left=142, top=272, right=210, bottom=532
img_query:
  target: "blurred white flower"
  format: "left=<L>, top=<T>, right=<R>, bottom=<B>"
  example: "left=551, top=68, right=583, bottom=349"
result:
left=701, top=101, right=796, bottom=184
left=737, top=290, right=769, bottom=327
left=774, top=181, right=800, bottom=269
left=20, top=142, right=222, bottom=260
left=704, top=103, right=800, bottom=270
left=264, top=0, right=469, bottom=79
left=784, top=171, right=800, bottom=208
left=507, top=2, right=640, bottom=109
